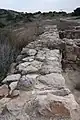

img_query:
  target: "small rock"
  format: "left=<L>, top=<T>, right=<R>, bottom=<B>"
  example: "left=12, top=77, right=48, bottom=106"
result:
left=36, top=50, right=46, bottom=61
left=9, top=81, right=18, bottom=95
left=17, top=76, right=34, bottom=91
left=0, top=85, right=9, bottom=98
left=22, top=65, right=38, bottom=74
left=21, top=48, right=28, bottom=54
left=27, top=49, right=37, bottom=56
left=22, top=56, right=34, bottom=62
left=38, top=94, right=71, bottom=119
left=2, top=74, right=21, bottom=83
left=31, top=60, right=42, bottom=68
left=26, top=74, right=39, bottom=79
left=21, top=48, right=37, bottom=56
left=16, top=54, right=26, bottom=62
left=16, top=62, right=30, bottom=71
left=10, top=90, right=20, bottom=97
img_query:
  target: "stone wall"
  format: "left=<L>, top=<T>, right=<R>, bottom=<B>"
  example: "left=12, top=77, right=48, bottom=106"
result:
left=0, top=25, right=80, bottom=120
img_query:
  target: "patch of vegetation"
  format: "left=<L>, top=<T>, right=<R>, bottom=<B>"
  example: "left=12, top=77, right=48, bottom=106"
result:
left=71, top=7, right=80, bottom=16
left=0, top=21, right=44, bottom=81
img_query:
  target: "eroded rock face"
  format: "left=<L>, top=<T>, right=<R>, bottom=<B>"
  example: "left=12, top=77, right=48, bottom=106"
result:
left=0, top=25, right=80, bottom=120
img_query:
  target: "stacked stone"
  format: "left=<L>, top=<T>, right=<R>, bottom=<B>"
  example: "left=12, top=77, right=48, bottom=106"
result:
left=0, top=25, right=79, bottom=120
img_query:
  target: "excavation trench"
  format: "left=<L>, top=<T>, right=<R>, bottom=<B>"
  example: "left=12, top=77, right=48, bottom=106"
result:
left=59, top=25, right=80, bottom=105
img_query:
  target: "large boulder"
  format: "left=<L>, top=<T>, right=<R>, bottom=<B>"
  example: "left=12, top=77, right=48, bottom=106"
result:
left=35, top=94, right=80, bottom=120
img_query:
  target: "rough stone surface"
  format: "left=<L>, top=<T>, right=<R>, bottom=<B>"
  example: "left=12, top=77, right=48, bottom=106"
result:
left=40, top=61, right=61, bottom=74
left=17, top=60, right=42, bottom=74
left=17, top=76, right=35, bottom=91
left=21, top=48, right=37, bottom=56
left=10, top=90, right=20, bottom=97
left=37, top=73, right=65, bottom=89
left=0, top=85, right=9, bottom=98
left=36, top=94, right=79, bottom=120
left=16, top=54, right=26, bottom=62
left=9, top=81, right=18, bottom=95
left=26, top=74, right=39, bottom=79
left=33, top=88, right=71, bottom=96
left=2, top=74, right=21, bottom=83
left=26, top=49, right=37, bottom=56
left=22, top=56, right=34, bottom=62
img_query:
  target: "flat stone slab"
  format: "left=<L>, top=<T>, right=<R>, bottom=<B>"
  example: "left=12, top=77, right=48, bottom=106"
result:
left=17, top=60, right=42, bottom=74
left=37, top=73, right=65, bottom=89
left=33, top=87, right=71, bottom=96
left=2, top=74, right=21, bottom=83
left=36, top=49, right=61, bottom=62
left=26, top=74, right=39, bottom=79
left=21, top=48, right=37, bottom=56
left=40, top=61, right=61, bottom=74
left=22, top=56, right=34, bottom=62
left=22, top=65, right=38, bottom=74
left=16, top=62, right=31, bottom=71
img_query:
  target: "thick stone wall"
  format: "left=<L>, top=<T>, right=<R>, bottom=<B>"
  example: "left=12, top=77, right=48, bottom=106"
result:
left=0, top=25, right=80, bottom=120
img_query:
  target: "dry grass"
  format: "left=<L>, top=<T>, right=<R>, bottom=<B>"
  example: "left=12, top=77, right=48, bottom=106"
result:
left=7, top=22, right=44, bottom=49
left=0, top=21, right=44, bottom=81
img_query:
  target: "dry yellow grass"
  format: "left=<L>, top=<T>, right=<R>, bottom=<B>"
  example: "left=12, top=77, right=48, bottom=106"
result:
left=0, top=21, right=44, bottom=81
left=8, top=22, right=44, bottom=49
